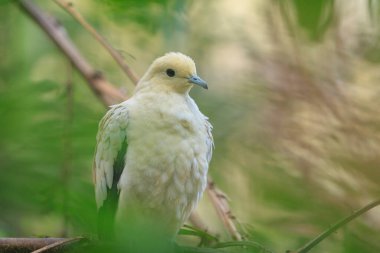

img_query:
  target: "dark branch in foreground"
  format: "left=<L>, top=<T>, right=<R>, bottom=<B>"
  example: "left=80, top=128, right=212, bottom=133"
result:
left=0, top=238, right=86, bottom=253
left=0, top=237, right=274, bottom=253
left=31, top=237, right=85, bottom=253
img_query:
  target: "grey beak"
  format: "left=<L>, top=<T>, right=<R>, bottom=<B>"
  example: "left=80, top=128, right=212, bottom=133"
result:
left=188, top=75, right=208, bottom=89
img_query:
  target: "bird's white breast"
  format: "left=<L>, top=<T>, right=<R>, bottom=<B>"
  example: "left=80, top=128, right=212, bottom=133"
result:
left=116, top=91, right=210, bottom=232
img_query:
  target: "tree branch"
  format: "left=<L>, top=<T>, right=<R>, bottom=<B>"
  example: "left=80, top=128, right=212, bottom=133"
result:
left=31, top=237, right=85, bottom=253
left=53, top=0, right=139, bottom=85
left=0, top=237, right=229, bottom=253
left=0, top=238, right=84, bottom=253
left=18, top=0, right=126, bottom=106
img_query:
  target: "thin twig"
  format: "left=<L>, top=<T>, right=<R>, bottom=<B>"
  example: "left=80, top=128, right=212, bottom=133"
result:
left=206, top=179, right=242, bottom=241
left=31, top=237, right=85, bottom=253
left=53, top=0, right=139, bottom=85
left=294, top=199, right=380, bottom=253
left=18, top=0, right=126, bottom=106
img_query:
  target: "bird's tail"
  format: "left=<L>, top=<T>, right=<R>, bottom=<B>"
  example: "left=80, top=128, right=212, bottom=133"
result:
left=97, top=190, right=118, bottom=240
left=97, top=139, right=127, bottom=240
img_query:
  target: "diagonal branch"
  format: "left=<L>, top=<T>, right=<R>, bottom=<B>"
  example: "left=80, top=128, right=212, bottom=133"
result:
left=206, top=179, right=242, bottom=241
left=53, top=0, right=139, bottom=85
left=18, top=0, right=126, bottom=106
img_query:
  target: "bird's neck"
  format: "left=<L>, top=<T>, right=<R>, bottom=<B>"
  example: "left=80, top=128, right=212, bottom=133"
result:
left=134, top=81, right=192, bottom=96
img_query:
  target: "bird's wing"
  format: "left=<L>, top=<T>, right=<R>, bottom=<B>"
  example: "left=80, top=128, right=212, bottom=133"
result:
left=204, top=117, right=214, bottom=163
left=188, top=97, right=214, bottom=163
left=93, top=103, right=129, bottom=239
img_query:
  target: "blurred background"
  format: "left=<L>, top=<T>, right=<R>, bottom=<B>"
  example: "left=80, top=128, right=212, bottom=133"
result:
left=1, top=0, right=380, bottom=252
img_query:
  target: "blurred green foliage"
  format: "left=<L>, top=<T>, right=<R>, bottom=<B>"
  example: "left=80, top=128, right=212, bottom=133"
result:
left=291, top=0, right=334, bottom=41
left=1, top=0, right=380, bottom=253
left=97, top=0, right=189, bottom=40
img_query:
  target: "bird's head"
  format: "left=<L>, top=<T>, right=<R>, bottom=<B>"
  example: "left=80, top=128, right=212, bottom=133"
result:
left=136, top=52, right=208, bottom=94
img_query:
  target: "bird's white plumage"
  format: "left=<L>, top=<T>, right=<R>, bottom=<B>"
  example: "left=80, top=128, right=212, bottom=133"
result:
left=93, top=52, right=213, bottom=237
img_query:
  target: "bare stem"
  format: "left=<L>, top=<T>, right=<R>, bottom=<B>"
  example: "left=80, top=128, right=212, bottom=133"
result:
left=53, top=0, right=139, bottom=85
left=206, top=179, right=242, bottom=241
left=295, top=199, right=380, bottom=253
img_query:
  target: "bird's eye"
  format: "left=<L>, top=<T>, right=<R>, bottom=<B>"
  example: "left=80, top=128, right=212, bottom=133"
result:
left=166, top=69, right=175, bottom=77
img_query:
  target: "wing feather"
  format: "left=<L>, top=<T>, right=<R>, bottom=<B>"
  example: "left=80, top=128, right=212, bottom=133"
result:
left=93, top=103, right=129, bottom=239
left=204, top=117, right=214, bottom=163
left=94, top=104, right=129, bottom=208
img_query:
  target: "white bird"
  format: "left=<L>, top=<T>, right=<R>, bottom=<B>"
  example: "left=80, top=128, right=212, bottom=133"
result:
left=93, top=52, right=213, bottom=244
